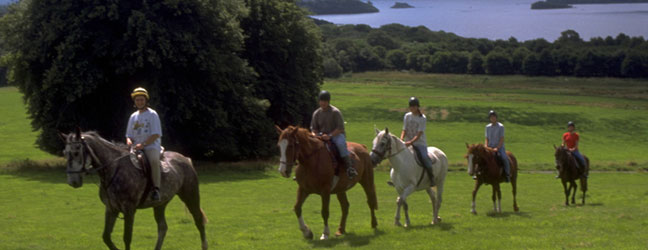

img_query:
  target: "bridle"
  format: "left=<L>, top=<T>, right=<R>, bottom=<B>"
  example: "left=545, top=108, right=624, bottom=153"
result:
left=65, top=137, right=106, bottom=175
left=280, top=135, right=300, bottom=169
left=371, top=134, right=394, bottom=161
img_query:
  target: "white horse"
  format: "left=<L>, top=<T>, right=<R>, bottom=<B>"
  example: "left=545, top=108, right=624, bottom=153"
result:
left=370, top=128, right=448, bottom=226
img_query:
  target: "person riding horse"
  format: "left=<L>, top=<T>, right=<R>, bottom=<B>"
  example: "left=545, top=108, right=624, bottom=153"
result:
left=485, top=110, right=511, bottom=182
left=401, top=97, right=436, bottom=186
left=310, top=90, right=358, bottom=179
left=558, top=121, right=588, bottom=178
left=126, top=87, right=163, bottom=201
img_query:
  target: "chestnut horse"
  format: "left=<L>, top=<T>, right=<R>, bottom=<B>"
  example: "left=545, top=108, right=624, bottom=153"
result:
left=465, top=143, right=519, bottom=214
left=554, top=145, right=589, bottom=206
left=276, top=126, right=378, bottom=240
left=62, top=128, right=207, bottom=250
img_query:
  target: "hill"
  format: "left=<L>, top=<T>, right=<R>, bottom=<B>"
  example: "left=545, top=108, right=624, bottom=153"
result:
left=531, top=1, right=572, bottom=9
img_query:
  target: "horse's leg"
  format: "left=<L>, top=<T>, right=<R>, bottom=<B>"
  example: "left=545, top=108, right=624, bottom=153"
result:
left=319, top=192, right=331, bottom=240
left=395, top=195, right=403, bottom=227
left=123, top=210, right=136, bottom=250
left=400, top=186, right=415, bottom=227
left=335, top=192, right=349, bottom=236
left=153, top=205, right=169, bottom=250
left=497, top=184, right=502, bottom=213
left=511, top=176, right=519, bottom=212
left=491, top=185, right=497, bottom=213
left=102, top=208, right=120, bottom=250
left=562, top=179, right=569, bottom=206
left=426, top=187, right=441, bottom=225
left=571, top=181, right=578, bottom=204
left=294, top=188, right=313, bottom=240
left=580, top=177, right=587, bottom=205
left=471, top=181, right=482, bottom=214
left=178, top=189, right=208, bottom=250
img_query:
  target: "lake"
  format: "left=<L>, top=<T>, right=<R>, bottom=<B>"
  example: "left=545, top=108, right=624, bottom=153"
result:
left=313, top=0, right=648, bottom=41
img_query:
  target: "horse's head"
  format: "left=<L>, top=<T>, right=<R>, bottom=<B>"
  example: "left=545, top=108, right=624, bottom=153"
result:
left=370, top=127, right=393, bottom=166
left=465, top=143, right=488, bottom=176
left=554, top=145, right=569, bottom=170
left=61, top=127, right=92, bottom=188
left=276, top=125, right=301, bottom=178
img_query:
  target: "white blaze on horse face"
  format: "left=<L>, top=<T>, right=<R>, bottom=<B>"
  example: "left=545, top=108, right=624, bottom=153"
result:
left=278, top=139, right=288, bottom=177
left=467, top=154, right=475, bottom=175
left=64, top=142, right=85, bottom=186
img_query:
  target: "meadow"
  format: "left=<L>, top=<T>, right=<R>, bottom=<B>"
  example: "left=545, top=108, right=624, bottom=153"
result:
left=1, top=72, right=647, bottom=249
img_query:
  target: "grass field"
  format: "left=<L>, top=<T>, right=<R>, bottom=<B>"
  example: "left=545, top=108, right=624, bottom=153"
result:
left=1, top=72, right=648, bottom=249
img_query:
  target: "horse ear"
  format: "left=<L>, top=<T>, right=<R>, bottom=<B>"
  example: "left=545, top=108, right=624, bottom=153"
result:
left=374, top=128, right=380, bottom=135
left=466, top=143, right=470, bottom=149
left=275, top=125, right=283, bottom=135
left=385, top=127, right=389, bottom=135
left=58, top=132, right=67, bottom=142
left=553, top=144, right=557, bottom=150
left=75, top=127, right=82, bottom=139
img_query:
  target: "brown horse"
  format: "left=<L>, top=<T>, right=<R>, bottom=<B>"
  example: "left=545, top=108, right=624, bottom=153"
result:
left=276, top=126, right=378, bottom=240
left=62, top=128, right=207, bottom=250
left=554, top=145, right=589, bottom=206
left=465, top=143, right=519, bottom=214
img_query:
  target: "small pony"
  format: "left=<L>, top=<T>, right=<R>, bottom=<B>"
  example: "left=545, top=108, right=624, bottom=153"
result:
left=465, top=143, right=519, bottom=214
left=554, top=145, right=589, bottom=205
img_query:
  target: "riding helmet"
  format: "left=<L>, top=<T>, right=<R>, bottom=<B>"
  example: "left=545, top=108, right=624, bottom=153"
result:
left=318, top=90, right=331, bottom=101
left=567, top=121, right=575, bottom=127
left=488, top=110, right=497, bottom=118
left=408, top=97, right=420, bottom=107
left=131, top=87, right=149, bottom=100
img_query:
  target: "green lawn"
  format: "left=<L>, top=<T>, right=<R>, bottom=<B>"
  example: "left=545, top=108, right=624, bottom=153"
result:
left=1, top=167, right=646, bottom=249
left=1, top=73, right=648, bottom=249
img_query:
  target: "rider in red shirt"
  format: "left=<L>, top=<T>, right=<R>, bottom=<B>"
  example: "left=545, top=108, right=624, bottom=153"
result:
left=560, top=121, right=587, bottom=177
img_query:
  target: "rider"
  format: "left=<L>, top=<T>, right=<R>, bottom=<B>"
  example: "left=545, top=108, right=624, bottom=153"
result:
left=401, top=97, right=436, bottom=186
left=126, top=87, right=163, bottom=201
left=485, top=110, right=511, bottom=182
left=310, top=90, right=358, bottom=179
left=561, top=121, right=587, bottom=178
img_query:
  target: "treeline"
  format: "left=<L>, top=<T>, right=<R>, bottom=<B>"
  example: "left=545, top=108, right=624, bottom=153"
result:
left=318, top=23, right=648, bottom=78
left=297, top=0, right=378, bottom=15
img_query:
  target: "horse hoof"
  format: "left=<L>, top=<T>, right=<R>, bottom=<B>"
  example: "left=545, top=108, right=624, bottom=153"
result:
left=335, top=230, right=344, bottom=237
left=404, top=223, right=410, bottom=228
left=471, top=210, right=477, bottom=215
left=320, top=234, right=329, bottom=240
left=304, top=230, right=313, bottom=240
left=514, top=207, right=520, bottom=212
left=394, top=221, right=402, bottom=227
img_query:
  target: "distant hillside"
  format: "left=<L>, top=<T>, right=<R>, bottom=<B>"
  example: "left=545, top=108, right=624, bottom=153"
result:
left=391, top=2, right=414, bottom=8
left=531, top=1, right=572, bottom=9
left=548, top=0, right=648, bottom=3
left=297, top=0, right=379, bottom=15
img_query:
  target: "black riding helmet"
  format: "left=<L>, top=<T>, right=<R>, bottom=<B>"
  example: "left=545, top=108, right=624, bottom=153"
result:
left=567, top=121, right=575, bottom=128
left=488, top=110, right=497, bottom=118
left=408, top=97, right=420, bottom=107
left=318, top=90, right=331, bottom=101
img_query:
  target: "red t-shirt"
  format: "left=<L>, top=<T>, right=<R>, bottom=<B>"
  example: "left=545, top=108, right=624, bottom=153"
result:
left=563, top=132, right=579, bottom=149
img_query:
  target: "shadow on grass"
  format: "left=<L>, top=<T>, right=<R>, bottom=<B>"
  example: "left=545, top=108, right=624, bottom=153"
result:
left=401, top=221, right=455, bottom=231
left=485, top=211, right=532, bottom=218
left=1, top=158, right=276, bottom=184
left=309, top=228, right=386, bottom=248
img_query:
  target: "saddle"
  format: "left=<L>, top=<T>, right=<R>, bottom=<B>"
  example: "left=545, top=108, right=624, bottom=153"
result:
left=490, top=152, right=507, bottom=178
left=323, top=140, right=342, bottom=176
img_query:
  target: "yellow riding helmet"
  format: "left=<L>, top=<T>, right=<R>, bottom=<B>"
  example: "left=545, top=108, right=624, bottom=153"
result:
left=131, top=87, right=149, bottom=100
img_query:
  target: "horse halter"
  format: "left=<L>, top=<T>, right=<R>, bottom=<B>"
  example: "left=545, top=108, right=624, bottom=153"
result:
left=371, top=134, right=393, bottom=161
left=65, top=137, right=104, bottom=175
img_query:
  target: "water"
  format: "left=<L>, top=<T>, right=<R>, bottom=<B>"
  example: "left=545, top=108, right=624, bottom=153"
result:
left=314, top=0, right=648, bottom=41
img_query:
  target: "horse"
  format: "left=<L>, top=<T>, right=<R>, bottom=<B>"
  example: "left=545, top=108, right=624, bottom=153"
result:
left=465, top=143, right=519, bottom=214
left=62, top=128, right=207, bottom=250
left=275, top=125, right=378, bottom=240
left=554, top=145, right=589, bottom=206
left=369, top=128, right=448, bottom=227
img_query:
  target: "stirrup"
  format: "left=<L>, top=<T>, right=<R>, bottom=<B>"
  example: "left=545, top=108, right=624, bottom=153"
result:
left=151, top=188, right=161, bottom=201
left=347, top=167, right=357, bottom=179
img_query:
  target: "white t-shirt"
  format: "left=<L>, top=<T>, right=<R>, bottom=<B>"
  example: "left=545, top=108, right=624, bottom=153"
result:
left=126, top=108, right=162, bottom=151
left=402, top=112, right=427, bottom=147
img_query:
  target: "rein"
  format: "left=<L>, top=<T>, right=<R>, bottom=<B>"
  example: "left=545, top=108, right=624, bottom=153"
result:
left=372, top=134, right=407, bottom=161
left=66, top=137, right=129, bottom=188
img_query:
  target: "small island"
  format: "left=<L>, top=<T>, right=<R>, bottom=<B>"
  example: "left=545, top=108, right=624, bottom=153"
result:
left=547, top=0, right=648, bottom=3
left=531, top=1, right=573, bottom=9
left=297, top=0, right=379, bottom=15
left=391, top=2, right=414, bottom=8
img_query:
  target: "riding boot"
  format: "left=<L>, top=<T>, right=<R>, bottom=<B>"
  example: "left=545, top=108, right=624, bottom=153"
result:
left=151, top=187, right=161, bottom=201
left=425, top=166, right=436, bottom=186
left=343, top=156, right=357, bottom=180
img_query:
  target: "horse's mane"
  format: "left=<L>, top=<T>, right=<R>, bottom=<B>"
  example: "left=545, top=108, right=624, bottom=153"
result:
left=466, top=143, right=496, bottom=159
left=281, top=126, right=323, bottom=154
left=82, top=131, right=129, bottom=152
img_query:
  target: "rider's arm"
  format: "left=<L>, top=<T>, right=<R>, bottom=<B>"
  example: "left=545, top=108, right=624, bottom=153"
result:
left=407, top=131, right=423, bottom=145
left=496, top=136, right=505, bottom=150
left=142, top=134, right=160, bottom=147
left=400, top=130, right=406, bottom=141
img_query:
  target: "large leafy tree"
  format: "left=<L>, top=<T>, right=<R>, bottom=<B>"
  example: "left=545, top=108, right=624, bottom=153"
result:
left=0, top=0, right=277, bottom=160
left=240, top=0, right=322, bottom=128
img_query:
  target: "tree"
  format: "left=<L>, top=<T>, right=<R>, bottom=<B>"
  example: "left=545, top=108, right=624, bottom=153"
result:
left=468, top=51, right=485, bottom=74
left=621, top=52, right=647, bottom=78
left=386, top=49, right=407, bottom=70
left=522, top=53, right=542, bottom=76
left=575, top=50, right=606, bottom=77
left=538, top=49, right=556, bottom=76
left=512, top=47, right=530, bottom=74
left=552, top=49, right=577, bottom=76
left=0, top=0, right=277, bottom=160
left=484, top=51, right=513, bottom=75
left=241, top=0, right=323, bottom=128
left=366, top=29, right=400, bottom=50
left=556, top=29, right=582, bottom=45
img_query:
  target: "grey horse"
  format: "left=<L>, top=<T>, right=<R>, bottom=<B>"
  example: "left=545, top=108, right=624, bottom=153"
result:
left=62, top=128, right=207, bottom=250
